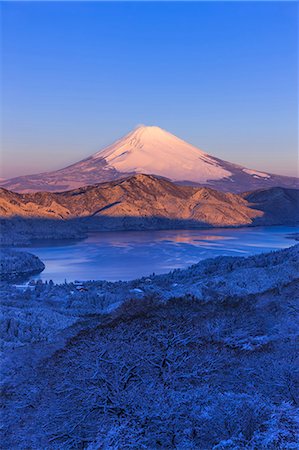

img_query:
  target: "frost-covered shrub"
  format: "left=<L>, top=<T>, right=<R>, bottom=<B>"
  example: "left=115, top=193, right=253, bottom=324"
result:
left=0, top=306, right=77, bottom=349
left=113, top=294, right=161, bottom=320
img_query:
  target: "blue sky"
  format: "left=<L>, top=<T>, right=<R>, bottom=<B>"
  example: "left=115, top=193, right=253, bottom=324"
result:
left=1, top=1, right=298, bottom=178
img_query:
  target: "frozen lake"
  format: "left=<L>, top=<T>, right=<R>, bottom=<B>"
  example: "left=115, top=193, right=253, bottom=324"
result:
left=18, top=226, right=299, bottom=283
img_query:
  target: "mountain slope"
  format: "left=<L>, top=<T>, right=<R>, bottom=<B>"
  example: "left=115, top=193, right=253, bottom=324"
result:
left=1, top=174, right=298, bottom=228
left=242, top=187, right=299, bottom=225
left=1, top=126, right=298, bottom=193
left=93, top=126, right=231, bottom=183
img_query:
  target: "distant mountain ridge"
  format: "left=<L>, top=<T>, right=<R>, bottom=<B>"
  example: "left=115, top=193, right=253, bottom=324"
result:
left=1, top=174, right=298, bottom=228
left=1, top=126, right=298, bottom=193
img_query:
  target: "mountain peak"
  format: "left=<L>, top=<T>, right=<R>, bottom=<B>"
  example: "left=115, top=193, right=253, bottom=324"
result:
left=2, top=125, right=298, bottom=193
left=134, top=124, right=163, bottom=132
left=101, top=124, right=180, bottom=149
left=91, top=125, right=233, bottom=183
left=124, top=124, right=170, bottom=143
left=130, top=124, right=188, bottom=142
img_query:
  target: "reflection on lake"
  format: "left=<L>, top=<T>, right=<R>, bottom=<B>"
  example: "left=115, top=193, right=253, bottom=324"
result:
left=18, top=226, right=299, bottom=283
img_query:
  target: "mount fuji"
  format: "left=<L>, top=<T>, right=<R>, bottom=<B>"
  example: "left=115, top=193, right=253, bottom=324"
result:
left=2, top=125, right=298, bottom=193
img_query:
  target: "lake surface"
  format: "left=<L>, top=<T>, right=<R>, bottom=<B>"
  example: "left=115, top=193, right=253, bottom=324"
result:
left=19, top=226, right=299, bottom=283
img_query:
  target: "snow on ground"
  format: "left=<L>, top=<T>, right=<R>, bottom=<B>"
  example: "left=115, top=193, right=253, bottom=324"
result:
left=243, top=169, right=271, bottom=178
left=0, top=244, right=298, bottom=448
left=0, top=244, right=298, bottom=348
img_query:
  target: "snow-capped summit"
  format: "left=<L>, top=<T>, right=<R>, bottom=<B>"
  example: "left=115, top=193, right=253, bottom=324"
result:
left=93, top=125, right=231, bottom=183
left=1, top=125, right=298, bottom=193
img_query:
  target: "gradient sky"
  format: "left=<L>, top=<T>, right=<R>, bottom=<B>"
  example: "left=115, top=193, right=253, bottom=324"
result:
left=1, top=1, right=298, bottom=179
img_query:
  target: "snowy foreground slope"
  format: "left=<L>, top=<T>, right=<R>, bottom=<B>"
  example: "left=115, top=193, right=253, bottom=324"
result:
left=1, top=244, right=298, bottom=449
left=2, top=126, right=298, bottom=193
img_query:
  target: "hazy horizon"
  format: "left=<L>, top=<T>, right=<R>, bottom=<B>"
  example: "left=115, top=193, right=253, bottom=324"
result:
left=1, top=1, right=298, bottom=179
